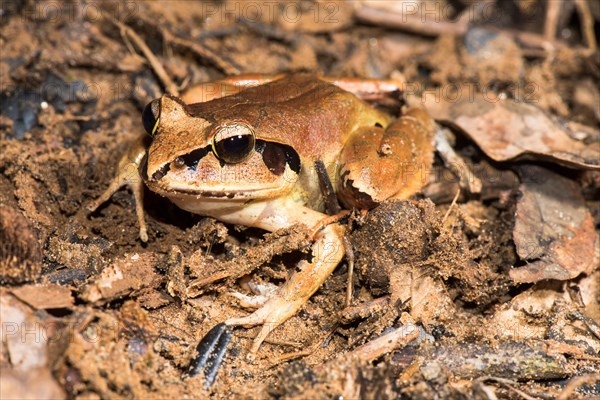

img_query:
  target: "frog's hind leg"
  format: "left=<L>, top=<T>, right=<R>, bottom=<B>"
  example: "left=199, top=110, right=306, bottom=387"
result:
left=337, top=108, right=436, bottom=209
left=183, top=74, right=405, bottom=106
left=87, top=136, right=149, bottom=242
left=323, top=76, right=405, bottom=107
left=225, top=220, right=346, bottom=358
left=189, top=205, right=346, bottom=386
left=181, top=73, right=286, bottom=104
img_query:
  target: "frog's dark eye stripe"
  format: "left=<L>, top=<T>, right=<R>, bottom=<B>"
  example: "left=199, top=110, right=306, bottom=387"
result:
left=175, top=147, right=210, bottom=171
left=142, top=99, right=161, bottom=136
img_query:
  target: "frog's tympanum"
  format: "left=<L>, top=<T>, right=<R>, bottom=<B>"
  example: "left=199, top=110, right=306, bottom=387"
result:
left=89, top=74, right=435, bottom=378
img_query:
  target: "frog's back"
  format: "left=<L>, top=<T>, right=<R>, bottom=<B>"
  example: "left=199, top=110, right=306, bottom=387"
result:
left=186, top=74, right=383, bottom=163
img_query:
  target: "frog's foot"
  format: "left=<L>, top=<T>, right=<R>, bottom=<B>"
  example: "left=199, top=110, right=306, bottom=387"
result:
left=225, top=222, right=345, bottom=359
left=228, top=281, right=278, bottom=310
left=190, top=221, right=345, bottom=386
left=223, top=296, right=305, bottom=360
left=87, top=138, right=148, bottom=242
left=186, top=290, right=297, bottom=387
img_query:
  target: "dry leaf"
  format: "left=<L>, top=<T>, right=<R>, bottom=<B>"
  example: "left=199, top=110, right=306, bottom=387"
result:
left=0, top=368, right=65, bottom=400
left=510, top=165, right=600, bottom=283
left=422, top=93, right=600, bottom=169
left=0, top=205, right=42, bottom=284
left=80, top=253, right=162, bottom=304
left=11, top=283, right=73, bottom=310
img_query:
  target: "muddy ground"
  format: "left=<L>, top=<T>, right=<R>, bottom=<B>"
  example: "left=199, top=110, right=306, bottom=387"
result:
left=1, top=1, right=599, bottom=399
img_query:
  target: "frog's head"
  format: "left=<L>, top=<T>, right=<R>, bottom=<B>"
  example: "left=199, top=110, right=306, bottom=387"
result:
left=140, top=94, right=300, bottom=201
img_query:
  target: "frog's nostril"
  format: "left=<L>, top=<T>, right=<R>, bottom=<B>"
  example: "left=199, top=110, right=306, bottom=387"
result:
left=176, top=147, right=211, bottom=171
left=151, top=164, right=169, bottom=180
left=174, top=157, right=186, bottom=168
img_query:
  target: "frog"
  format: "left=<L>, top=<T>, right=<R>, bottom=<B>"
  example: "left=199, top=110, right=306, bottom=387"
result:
left=88, top=73, right=435, bottom=375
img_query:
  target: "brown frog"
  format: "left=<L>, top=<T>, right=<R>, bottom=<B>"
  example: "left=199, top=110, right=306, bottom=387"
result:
left=89, top=74, right=435, bottom=359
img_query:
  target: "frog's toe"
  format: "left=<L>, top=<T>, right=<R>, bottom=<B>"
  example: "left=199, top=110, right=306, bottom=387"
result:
left=228, top=292, right=270, bottom=309
left=228, top=281, right=279, bottom=309
left=187, top=323, right=232, bottom=388
left=224, top=298, right=301, bottom=359
left=187, top=307, right=277, bottom=387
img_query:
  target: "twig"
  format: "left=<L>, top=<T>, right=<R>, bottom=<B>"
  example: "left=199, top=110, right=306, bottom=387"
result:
left=342, top=234, right=355, bottom=307
left=435, top=126, right=482, bottom=194
left=236, top=331, right=303, bottom=349
left=63, top=115, right=93, bottom=121
left=268, top=325, right=339, bottom=368
left=557, top=373, right=600, bottom=400
left=267, top=347, right=314, bottom=367
left=105, top=16, right=179, bottom=96
left=543, top=0, right=561, bottom=42
left=574, top=0, right=598, bottom=52
left=343, top=323, right=420, bottom=363
left=188, top=270, right=231, bottom=290
left=187, top=226, right=309, bottom=294
left=442, top=188, right=461, bottom=226
left=478, top=377, right=540, bottom=400
left=356, top=2, right=575, bottom=53
left=308, top=210, right=351, bottom=241
left=516, top=29, right=565, bottom=50
left=355, top=5, right=467, bottom=37
left=341, top=296, right=389, bottom=324
left=160, top=29, right=241, bottom=75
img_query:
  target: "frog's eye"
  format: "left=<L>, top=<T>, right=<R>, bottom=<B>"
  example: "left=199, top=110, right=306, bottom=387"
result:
left=212, top=123, right=256, bottom=164
left=142, top=99, right=161, bottom=136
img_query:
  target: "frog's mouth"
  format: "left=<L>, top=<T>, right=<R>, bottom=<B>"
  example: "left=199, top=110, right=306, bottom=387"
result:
left=141, top=140, right=301, bottom=199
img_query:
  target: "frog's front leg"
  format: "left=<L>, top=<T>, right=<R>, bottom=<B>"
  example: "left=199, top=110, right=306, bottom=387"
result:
left=226, top=204, right=345, bottom=356
left=337, top=108, right=436, bottom=208
left=87, top=136, right=149, bottom=242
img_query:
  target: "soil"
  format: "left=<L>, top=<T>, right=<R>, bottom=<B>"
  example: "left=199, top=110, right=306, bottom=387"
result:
left=1, top=1, right=599, bottom=399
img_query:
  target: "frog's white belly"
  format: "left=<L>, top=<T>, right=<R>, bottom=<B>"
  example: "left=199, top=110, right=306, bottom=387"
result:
left=170, top=196, right=302, bottom=232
